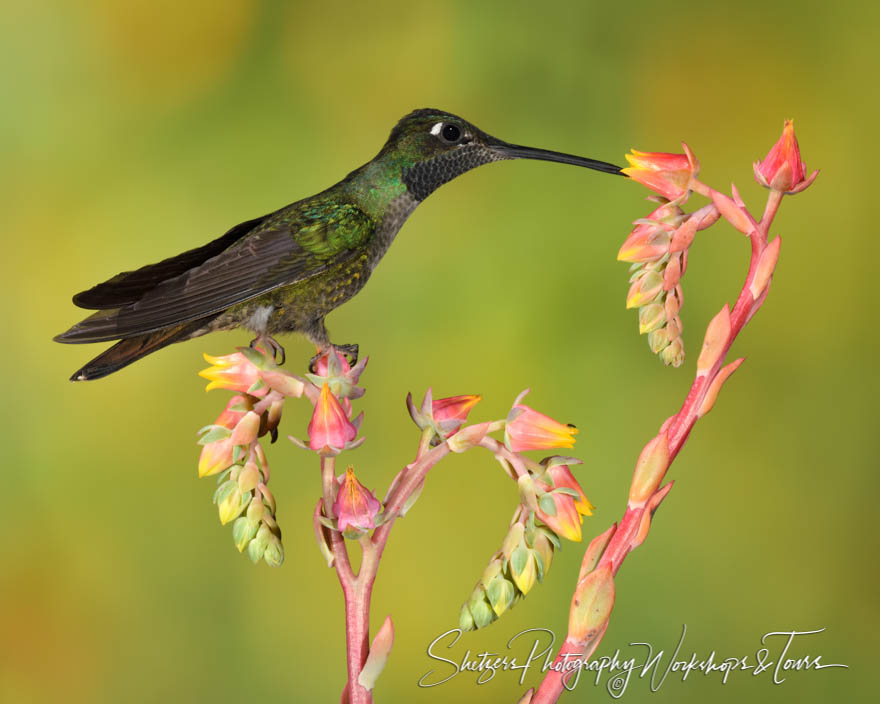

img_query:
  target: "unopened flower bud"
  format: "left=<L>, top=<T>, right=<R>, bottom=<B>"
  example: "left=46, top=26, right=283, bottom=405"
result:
left=638, top=303, right=666, bottom=334
left=238, top=461, right=261, bottom=493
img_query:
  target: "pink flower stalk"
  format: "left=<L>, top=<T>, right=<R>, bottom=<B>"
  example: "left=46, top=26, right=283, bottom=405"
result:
left=617, top=203, right=685, bottom=263
left=199, top=351, right=264, bottom=395
left=432, top=394, right=482, bottom=434
left=622, top=146, right=699, bottom=201
left=333, top=467, right=381, bottom=534
left=308, top=383, right=358, bottom=454
left=753, top=120, right=818, bottom=194
left=535, top=465, right=593, bottom=543
left=505, top=404, right=578, bottom=453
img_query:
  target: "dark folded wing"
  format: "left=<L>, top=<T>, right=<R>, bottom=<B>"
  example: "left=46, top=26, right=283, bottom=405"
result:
left=57, top=203, right=374, bottom=343
left=72, top=214, right=274, bottom=309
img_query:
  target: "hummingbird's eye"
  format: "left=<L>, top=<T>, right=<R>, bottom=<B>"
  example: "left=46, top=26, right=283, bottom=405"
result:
left=441, top=123, right=462, bottom=142
left=427, top=121, right=462, bottom=145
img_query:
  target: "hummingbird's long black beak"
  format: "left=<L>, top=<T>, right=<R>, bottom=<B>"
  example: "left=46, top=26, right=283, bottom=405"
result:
left=490, top=141, right=624, bottom=176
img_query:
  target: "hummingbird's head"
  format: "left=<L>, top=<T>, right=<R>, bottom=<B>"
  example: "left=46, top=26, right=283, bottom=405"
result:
left=381, top=108, right=623, bottom=201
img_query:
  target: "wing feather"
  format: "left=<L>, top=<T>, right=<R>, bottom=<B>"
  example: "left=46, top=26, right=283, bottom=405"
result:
left=57, top=200, right=374, bottom=343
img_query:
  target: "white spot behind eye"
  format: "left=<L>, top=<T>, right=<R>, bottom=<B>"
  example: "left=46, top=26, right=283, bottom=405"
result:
left=430, top=122, right=443, bottom=136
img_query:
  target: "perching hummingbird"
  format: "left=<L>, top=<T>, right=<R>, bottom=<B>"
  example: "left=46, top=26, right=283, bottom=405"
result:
left=56, top=108, right=622, bottom=380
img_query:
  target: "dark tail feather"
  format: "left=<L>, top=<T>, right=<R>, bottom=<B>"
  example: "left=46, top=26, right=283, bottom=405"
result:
left=69, top=320, right=210, bottom=381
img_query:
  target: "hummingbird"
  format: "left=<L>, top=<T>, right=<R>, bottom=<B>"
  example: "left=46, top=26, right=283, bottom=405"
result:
left=56, top=108, right=622, bottom=380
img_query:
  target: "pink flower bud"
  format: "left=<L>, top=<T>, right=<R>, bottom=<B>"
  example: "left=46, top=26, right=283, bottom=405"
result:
left=333, top=467, right=382, bottom=534
left=617, top=203, right=684, bottom=263
left=626, top=270, right=663, bottom=308
left=753, top=120, right=818, bottom=194
left=198, top=437, right=234, bottom=478
left=622, top=146, right=700, bottom=200
left=308, top=383, right=358, bottom=455
left=505, top=404, right=578, bottom=453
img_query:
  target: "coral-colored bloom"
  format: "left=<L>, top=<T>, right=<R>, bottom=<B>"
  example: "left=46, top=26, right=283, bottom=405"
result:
left=535, top=465, right=593, bottom=542
left=308, top=383, right=358, bottom=454
left=622, top=146, right=699, bottom=200
left=753, top=120, right=818, bottom=194
left=199, top=351, right=264, bottom=395
left=333, top=467, right=381, bottom=534
left=432, top=394, right=482, bottom=433
left=505, top=404, right=577, bottom=453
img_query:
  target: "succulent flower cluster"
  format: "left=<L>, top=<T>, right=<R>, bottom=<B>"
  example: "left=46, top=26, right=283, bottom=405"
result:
left=459, top=514, right=559, bottom=630
left=402, top=388, right=591, bottom=630
left=619, top=149, right=701, bottom=367
left=198, top=345, right=375, bottom=564
left=617, top=122, right=817, bottom=369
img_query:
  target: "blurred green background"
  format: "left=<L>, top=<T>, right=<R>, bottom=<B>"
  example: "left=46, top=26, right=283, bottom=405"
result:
left=3, top=0, right=876, bottom=701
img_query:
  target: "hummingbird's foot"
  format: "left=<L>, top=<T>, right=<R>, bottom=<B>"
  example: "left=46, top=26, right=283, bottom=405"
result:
left=270, top=427, right=279, bottom=444
left=308, top=343, right=359, bottom=373
left=251, top=335, right=286, bottom=366
left=334, top=343, right=359, bottom=367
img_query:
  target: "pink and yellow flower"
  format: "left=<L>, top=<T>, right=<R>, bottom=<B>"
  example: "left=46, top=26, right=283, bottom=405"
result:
left=622, top=146, right=699, bottom=201
left=432, top=394, right=482, bottom=433
left=535, top=464, right=593, bottom=542
left=333, top=467, right=382, bottom=534
left=753, top=119, right=818, bottom=194
left=505, top=403, right=578, bottom=453
left=199, top=351, right=265, bottom=396
left=308, top=383, right=358, bottom=455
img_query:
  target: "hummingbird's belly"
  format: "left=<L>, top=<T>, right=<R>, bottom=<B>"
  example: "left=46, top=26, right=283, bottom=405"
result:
left=214, top=250, right=374, bottom=336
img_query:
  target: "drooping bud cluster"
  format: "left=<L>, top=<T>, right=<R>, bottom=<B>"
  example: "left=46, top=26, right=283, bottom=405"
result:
left=459, top=514, right=561, bottom=630
left=618, top=197, right=693, bottom=367
left=197, top=345, right=307, bottom=565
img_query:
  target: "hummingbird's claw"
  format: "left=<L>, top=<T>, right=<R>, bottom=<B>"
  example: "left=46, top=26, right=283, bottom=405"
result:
left=251, top=335, right=286, bottom=365
left=336, top=343, right=358, bottom=367
left=270, top=427, right=279, bottom=444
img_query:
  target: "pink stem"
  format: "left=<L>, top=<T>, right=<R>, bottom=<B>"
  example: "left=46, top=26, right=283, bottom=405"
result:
left=532, top=186, right=784, bottom=704
left=332, top=431, right=451, bottom=702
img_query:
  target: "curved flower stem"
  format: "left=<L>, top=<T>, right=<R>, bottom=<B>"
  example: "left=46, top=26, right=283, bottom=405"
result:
left=333, top=434, right=451, bottom=703
left=531, top=184, right=786, bottom=704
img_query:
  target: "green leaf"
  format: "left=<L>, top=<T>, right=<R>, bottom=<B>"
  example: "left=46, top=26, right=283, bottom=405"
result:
left=554, top=487, right=581, bottom=498
left=539, top=527, right=561, bottom=550
left=486, top=576, right=515, bottom=617
left=532, top=549, right=545, bottom=582
left=538, top=494, right=557, bottom=516
left=238, top=345, right=268, bottom=367
left=232, top=517, right=259, bottom=552
left=510, top=544, right=529, bottom=578
left=213, top=480, right=237, bottom=505
left=198, top=425, right=231, bottom=445
left=459, top=604, right=475, bottom=632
